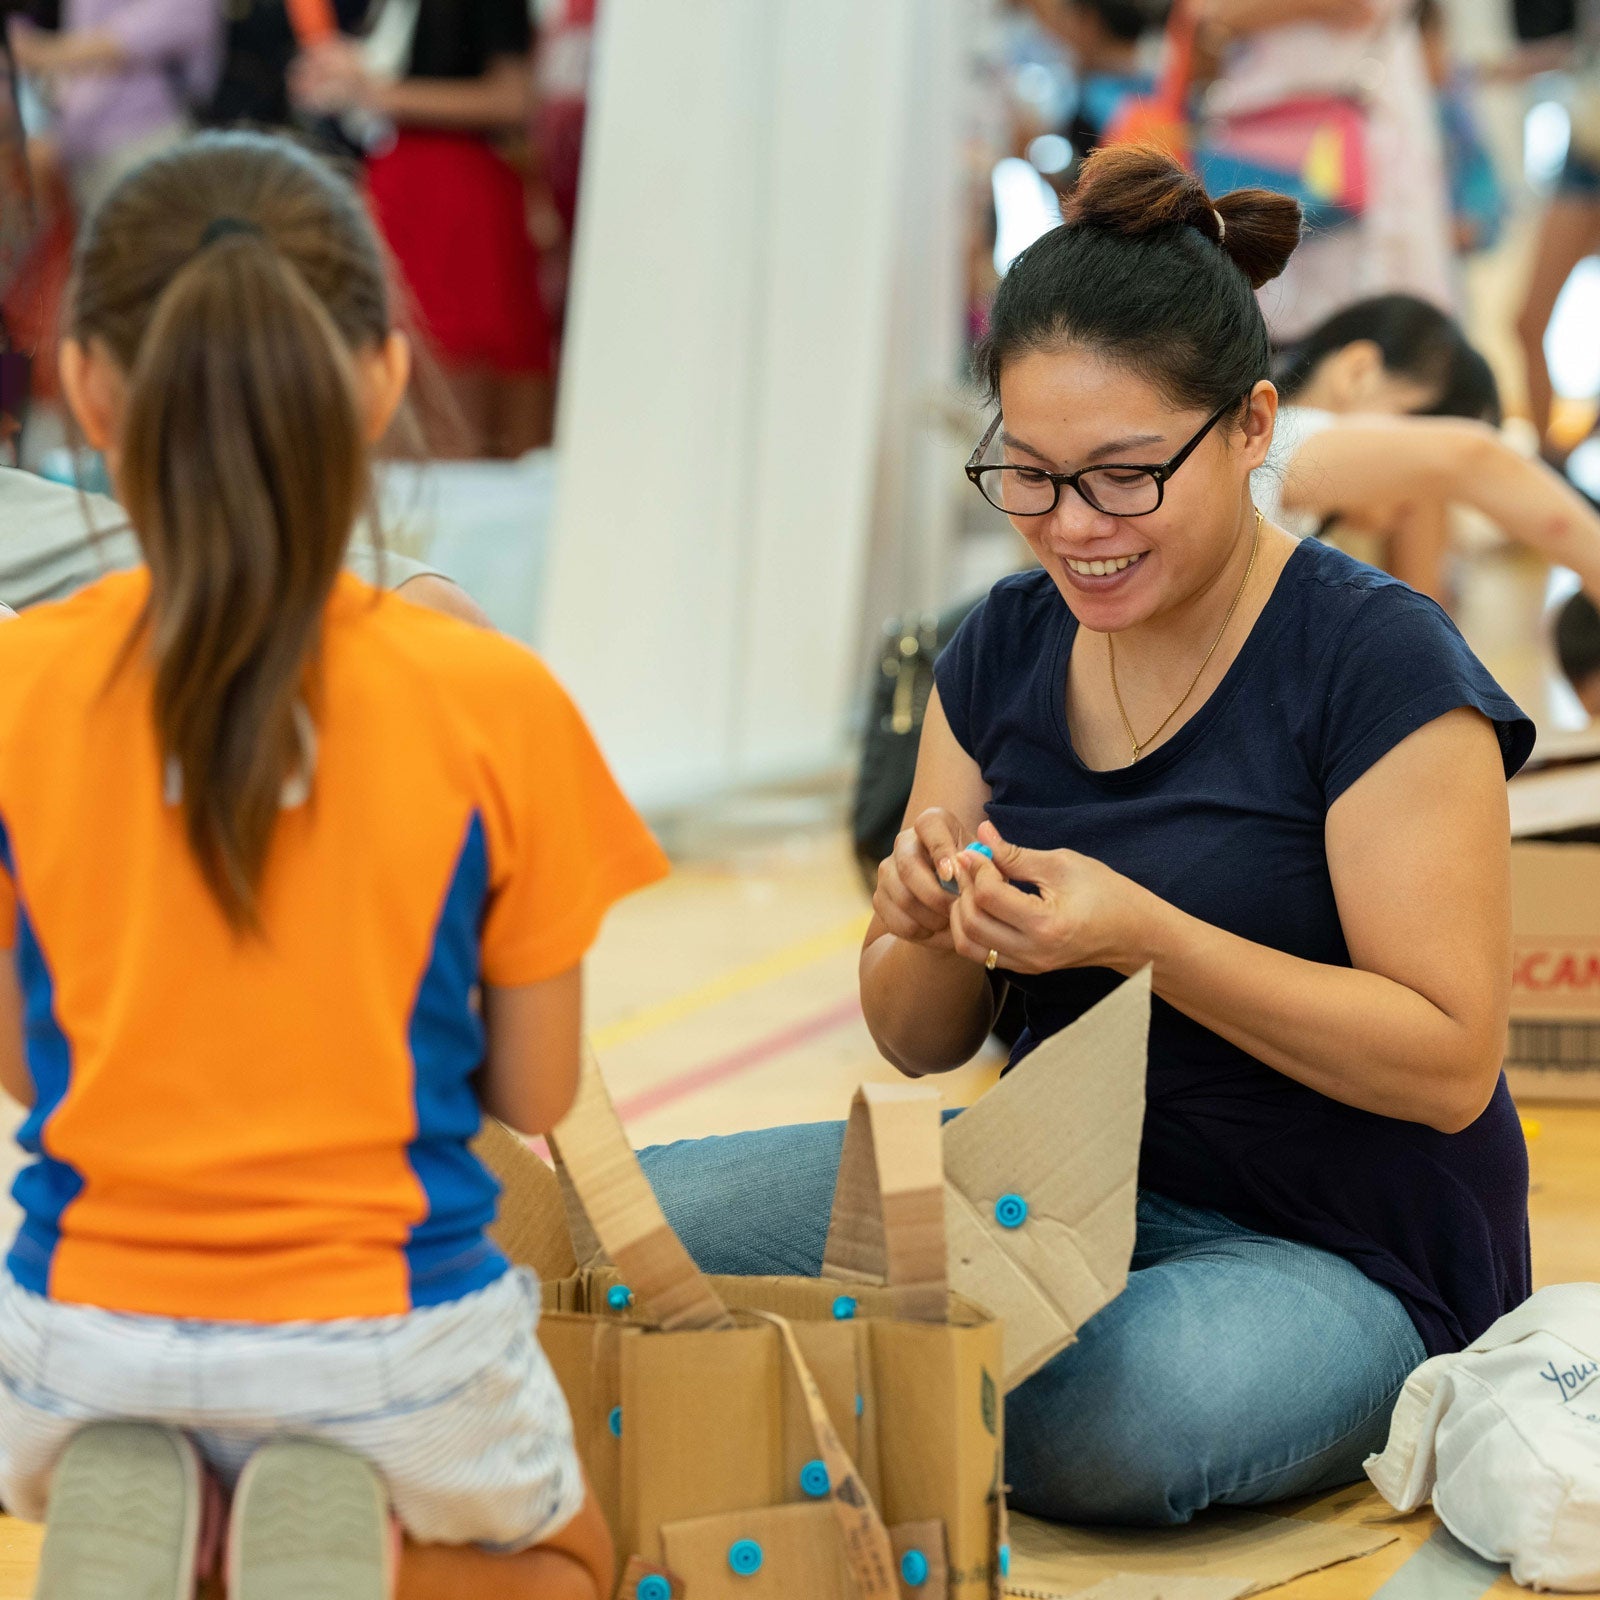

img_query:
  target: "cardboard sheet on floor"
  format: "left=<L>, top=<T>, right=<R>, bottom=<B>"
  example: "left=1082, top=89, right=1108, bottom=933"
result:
left=1001, top=1508, right=1398, bottom=1600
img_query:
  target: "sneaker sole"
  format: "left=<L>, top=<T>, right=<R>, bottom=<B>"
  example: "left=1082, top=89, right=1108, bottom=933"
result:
left=228, top=1439, right=392, bottom=1600
left=34, top=1423, right=200, bottom=1600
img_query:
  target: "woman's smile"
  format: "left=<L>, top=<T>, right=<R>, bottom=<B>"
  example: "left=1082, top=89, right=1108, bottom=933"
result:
left=1054, top=547, right=1151, bottom=592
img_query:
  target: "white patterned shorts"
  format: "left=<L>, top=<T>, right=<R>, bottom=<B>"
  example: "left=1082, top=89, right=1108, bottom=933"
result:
left=0, top=1266, right=584, bottom=1550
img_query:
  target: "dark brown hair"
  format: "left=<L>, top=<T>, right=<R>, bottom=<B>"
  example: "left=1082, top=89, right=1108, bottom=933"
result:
left=69, top=130, right=391, bottom=930
left=977, top=144, right=1302, bottom=416
left=1275, top=293, right=1501, bottom=423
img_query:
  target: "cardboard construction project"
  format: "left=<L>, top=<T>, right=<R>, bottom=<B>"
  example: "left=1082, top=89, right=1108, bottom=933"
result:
left=483, top=969, right=1152, bottom=1388
left=1505, top=763, right=1600, bottom=1103
left=475, top=971, right=1154, bottom=1597
left=487, top=1054, right=1007, bottom=1600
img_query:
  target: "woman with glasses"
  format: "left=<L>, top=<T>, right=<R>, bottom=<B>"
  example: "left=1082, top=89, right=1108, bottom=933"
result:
left=641, top=143, right=1533, bottom=1526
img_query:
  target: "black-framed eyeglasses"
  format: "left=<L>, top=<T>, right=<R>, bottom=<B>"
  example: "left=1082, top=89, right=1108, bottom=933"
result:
left=965, top=397, right=1241, bottom=519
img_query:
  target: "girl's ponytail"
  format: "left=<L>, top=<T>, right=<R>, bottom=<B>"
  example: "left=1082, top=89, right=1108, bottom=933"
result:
left=119, top=230, right=364, bottom=928
left=70, top=132, right=393, bottom=930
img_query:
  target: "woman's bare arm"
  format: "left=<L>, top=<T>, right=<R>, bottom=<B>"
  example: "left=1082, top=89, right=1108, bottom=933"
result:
left=1284, top=418, right=1600, bottom=596
left=1126, top=709, right=1509, bottom=1131
left=373, top=57, right=531, bottom=132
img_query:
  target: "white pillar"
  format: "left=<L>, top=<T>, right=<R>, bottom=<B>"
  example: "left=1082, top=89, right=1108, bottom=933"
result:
left=540, top=0, right=964, bottom=808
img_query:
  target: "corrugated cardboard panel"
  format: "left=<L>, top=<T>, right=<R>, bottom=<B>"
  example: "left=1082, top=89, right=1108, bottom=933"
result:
left=870, top=1319, right=1004, bottom=1599
left=476, top=1120, right=578, bottom=1280
left=1507, top=842, right=1600, bottom=1102
left=623, top=1327, right=783, bottom=1562
left=781, top=1315, right=872, bottom=1503
left=538, top=1313, right=629, bottom=1549
left=943, top=970, right=1150, bottom=1390
left=1002, top=1508, right=1396, bottom=1599
left=660, top=1502, right=851, bottom=1599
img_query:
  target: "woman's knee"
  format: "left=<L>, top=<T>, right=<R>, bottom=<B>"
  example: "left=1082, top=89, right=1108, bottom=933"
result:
left=1005, top=1378, right=1211, bottom=1527
left=1000, top=1233, right=1424, bottom=1527
left=638, top=1122, right=844, bottom=1277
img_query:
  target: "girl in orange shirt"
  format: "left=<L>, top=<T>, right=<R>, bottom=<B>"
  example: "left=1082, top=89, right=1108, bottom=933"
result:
left=0, top=129, right=663, bottom=1600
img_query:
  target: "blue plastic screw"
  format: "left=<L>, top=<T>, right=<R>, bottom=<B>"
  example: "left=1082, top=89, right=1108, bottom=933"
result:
left=901, top=1549, right=930, bottom=1587
left=999, top=1544, right=1011, bottom=1578
left=995, top=1192, right=1029, bottom=1229
left=606, top=1284, right=634, bottom=1311
left=832, top=1295, right=858, bottom=1320
left=800, top=1459, right=830, bottom=1498
left=964, top=841, right=994, bottom=860
left=854, top=1393, right=864, bottom=1417
left=607, top=1406, right=622, bottom=1438
left=637, top=1577, right=672, bottom=1600
left=728, top=1538, right=764, bottom=1577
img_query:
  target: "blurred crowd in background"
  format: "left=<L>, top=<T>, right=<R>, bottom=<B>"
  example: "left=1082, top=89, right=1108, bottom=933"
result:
left=0, top=0, right=597, bottom=464
left=0, top=1, right=1596, bottom=514
left=972, top=1, right=1598, bottom=473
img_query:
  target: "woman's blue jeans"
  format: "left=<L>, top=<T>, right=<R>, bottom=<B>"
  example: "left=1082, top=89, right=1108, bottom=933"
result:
left=637, top=1119, right=1425, bottom=1527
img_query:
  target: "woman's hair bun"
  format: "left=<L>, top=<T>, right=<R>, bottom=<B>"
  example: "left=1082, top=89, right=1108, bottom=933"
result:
left=1063, top=144, right=1302, bottom=290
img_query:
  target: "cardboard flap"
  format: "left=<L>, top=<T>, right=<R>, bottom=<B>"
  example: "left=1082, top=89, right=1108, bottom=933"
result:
left=555, top=1152, right=610, bottom=1271
left=1002, top=1507, right=1397, bottom=1600
left=890, top=1520, right=950, bottom=1600
left=944, top=969, right=1150, bottom=1392
left=823, top=1081, right=949, bottom=1324
left=473, top=1119, right=579, bottom=1280
left=660, top=1503, right=853, bottom=1599
left=550, top=1049, right=734, bottom=1332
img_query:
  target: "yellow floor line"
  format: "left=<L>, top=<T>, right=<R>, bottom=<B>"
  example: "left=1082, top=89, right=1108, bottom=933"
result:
left=591, top=913, right=870, bottom=1053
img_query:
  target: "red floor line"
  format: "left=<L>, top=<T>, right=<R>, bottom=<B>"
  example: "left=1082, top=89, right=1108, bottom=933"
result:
left=612, top=994, right=865, bottom=1125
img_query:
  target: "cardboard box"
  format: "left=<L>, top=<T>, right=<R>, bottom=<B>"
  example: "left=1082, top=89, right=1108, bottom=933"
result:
left=1506, top=763, right=1600, bottom=1102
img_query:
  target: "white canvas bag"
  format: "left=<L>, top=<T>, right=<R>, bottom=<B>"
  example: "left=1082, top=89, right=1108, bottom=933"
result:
left=1365, top=1284, right=1600, bottom=1592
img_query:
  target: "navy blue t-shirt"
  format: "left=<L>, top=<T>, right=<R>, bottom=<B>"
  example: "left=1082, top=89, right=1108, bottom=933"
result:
left=936, top=538, right=1536, bottom=1356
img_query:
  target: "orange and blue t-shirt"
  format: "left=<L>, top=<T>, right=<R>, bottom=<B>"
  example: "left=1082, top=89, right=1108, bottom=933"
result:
left=0, top=569, right=668, bottom=1323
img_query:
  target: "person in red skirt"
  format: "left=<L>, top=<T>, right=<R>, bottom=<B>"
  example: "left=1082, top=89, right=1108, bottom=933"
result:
left=293, top=0, right=552, bottom=458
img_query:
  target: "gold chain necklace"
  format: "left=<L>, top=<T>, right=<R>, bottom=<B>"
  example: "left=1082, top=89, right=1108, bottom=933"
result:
left=1107, top=507, right=1263, bottom=767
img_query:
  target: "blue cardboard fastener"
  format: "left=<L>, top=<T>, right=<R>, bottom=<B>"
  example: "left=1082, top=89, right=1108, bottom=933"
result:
left=728, top=1539, right=764, bottom=1577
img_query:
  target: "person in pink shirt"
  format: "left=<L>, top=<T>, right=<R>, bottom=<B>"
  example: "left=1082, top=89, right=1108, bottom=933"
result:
left=7, top=0, right=221, bottom=211
left=1196, top=0, right=1456, bottom=341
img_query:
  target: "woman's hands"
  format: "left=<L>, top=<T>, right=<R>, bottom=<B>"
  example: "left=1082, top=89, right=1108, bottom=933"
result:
left=946, top=820, right=1154, bottom=976
left=874, top=809, right=1154, bottom=975
left=872, top=807, right=971, bottom=950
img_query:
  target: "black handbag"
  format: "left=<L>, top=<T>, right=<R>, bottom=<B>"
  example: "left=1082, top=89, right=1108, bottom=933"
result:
left=851, top=596, right=982, bottom=890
